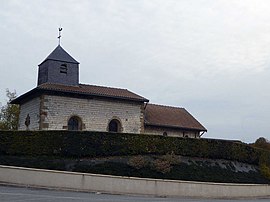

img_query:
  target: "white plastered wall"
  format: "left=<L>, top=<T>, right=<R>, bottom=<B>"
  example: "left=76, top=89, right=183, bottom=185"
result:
left=144, top=126, right=200, bottom=138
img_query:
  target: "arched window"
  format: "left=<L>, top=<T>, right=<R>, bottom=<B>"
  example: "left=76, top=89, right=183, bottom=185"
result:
left=68, top=116, right=82, bottom=131
left=108, top=119, right=121, bottom=132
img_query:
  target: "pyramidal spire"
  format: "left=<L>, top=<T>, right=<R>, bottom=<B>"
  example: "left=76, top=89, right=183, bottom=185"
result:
left=39, top=27, right=79, bottom=65
left=41, top=45, right=79, bottom=65
left=37, top=29, right=80, bottom=86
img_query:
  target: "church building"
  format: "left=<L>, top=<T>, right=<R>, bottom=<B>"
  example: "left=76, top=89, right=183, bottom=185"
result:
left=12, top=44, right=207, bottom=138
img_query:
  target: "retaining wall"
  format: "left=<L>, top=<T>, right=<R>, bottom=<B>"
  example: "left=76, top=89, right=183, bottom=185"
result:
left=0, top=165, right=269, bottom=199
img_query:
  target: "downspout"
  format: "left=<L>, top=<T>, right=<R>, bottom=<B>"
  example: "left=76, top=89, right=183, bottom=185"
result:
left=141, top=102, right=148, bottom=134
left=144, top=102, right=148, bottom=110
left=199, top=131, right=206, bottom=138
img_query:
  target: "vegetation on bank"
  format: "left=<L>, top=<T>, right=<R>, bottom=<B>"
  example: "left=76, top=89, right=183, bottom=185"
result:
left=249, top=137, right=270, bottom=180
left=0, top=154, right=268, bottom=184
left=0, top=130, right=269, bottom=183
left=250, top=137, right=270, bottom=152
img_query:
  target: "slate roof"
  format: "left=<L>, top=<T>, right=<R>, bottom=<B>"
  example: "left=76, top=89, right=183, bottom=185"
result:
left=11, top=83, right=149, bottom=104
left=145, top=104, right=207, bottom=131
left=40, top=45, right=79, bottom=65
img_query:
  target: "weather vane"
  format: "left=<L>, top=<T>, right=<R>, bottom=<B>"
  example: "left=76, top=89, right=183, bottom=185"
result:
left=58, top=27, right=63, bottom=45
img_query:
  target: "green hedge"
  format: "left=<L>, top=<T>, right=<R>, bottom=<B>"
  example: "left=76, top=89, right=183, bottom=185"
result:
left=0, top=130, right=269, bottom=166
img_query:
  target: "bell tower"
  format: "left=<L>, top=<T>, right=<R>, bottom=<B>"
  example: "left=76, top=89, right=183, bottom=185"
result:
left=37, top=45, right=79, bottom=86
left=37, top=28, right=79, bottom=86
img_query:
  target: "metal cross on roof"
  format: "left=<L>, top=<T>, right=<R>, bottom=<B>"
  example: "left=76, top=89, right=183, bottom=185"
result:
left=58, top=27, right=63, bottom=45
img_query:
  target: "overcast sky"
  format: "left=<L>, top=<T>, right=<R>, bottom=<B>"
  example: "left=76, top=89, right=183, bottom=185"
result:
left=1, top=0, right=270, bottom=142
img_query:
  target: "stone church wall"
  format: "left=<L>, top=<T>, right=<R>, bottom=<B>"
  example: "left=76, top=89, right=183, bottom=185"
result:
left=18, top=97, right=40, bottom=130
left=41, top=95, right=144, bottom=133
left=144, top=126, right=199, bottom=138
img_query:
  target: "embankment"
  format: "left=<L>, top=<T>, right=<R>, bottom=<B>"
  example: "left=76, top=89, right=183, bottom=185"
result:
left=0, top=131, right=269, bottom=184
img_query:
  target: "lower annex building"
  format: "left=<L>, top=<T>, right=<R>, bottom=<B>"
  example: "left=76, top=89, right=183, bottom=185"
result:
left=12, top=45, right=207, bottom=138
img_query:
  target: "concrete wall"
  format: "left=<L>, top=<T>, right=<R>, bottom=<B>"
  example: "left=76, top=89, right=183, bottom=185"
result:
left=18, top=97, right=40, bottom=130
left=144, top=125, right=200, bottom=138
left=0, top=165, right=269, bottom=199
left=40, top=95, right=144, bottom=133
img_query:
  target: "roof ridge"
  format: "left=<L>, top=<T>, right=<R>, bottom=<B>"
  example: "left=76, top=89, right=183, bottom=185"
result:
left=79, top=83, right=128, bottom=91
left=34, top=82, right=149, bottom=102
left=148, top=103, right=184, bottom=109
left=39, top=83, right=127, bottom=90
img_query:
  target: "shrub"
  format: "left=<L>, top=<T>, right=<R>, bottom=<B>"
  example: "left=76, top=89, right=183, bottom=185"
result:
left=128, top=156, right=148, bottom=169
left=259, top=164, right=270, bottom=180
left=160, top=152, right=181, bottom=165
left=152, top=159, right=171, bottom=174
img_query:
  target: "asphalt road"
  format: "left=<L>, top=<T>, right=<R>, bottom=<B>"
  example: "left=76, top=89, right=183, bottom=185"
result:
left=0, top=185, right=269, bottom=202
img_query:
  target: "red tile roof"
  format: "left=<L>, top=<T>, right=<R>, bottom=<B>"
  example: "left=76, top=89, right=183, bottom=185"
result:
left=145, top=104, right=207, bottom=131
left=12, top=83, right=149, bottom=104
